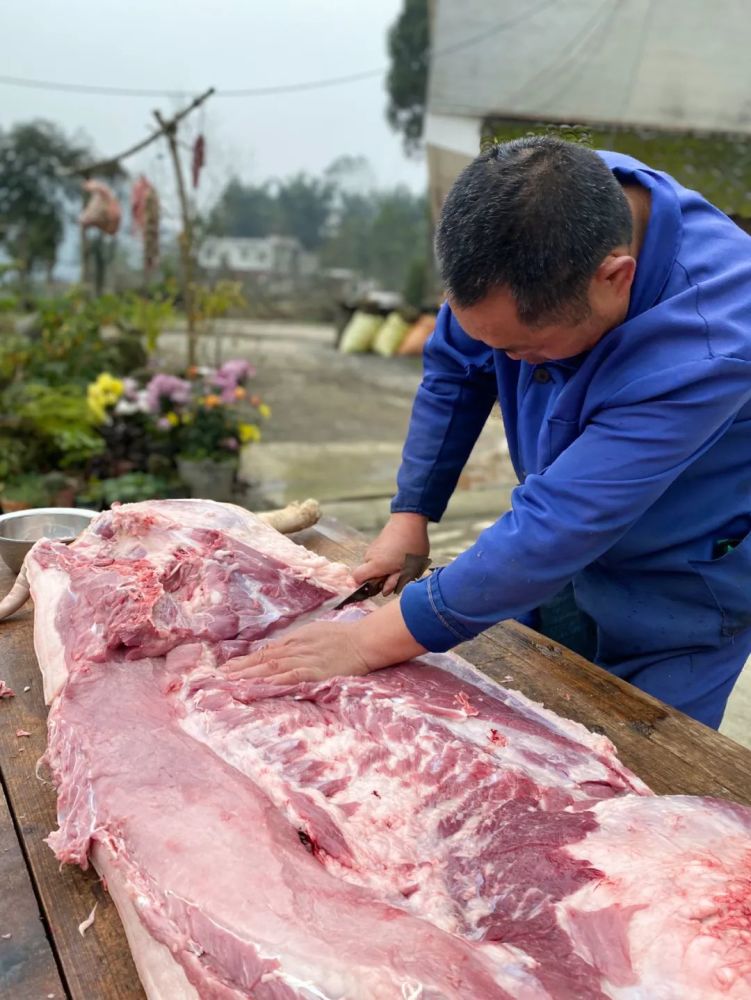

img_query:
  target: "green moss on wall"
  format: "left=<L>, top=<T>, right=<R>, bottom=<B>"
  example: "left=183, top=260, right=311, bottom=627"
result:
left=483, top=120, right=751, bottom=219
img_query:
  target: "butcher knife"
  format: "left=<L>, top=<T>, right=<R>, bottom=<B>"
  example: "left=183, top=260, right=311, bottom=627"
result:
left=332, top=553, right=432, bottom=609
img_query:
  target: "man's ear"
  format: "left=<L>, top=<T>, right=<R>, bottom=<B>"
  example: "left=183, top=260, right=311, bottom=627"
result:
left=595, top=253, right=636, bottom=298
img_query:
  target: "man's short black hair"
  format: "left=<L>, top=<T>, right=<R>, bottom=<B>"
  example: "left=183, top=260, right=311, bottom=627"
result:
left=435, top=136, right=633, bottom=325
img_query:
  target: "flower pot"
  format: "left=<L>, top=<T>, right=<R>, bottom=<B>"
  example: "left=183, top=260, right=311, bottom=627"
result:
left=53, top=487, right=78, bottom=508
left=177, top=458, right=237, bottom=502
left=1, top=498, right=33, bottom=514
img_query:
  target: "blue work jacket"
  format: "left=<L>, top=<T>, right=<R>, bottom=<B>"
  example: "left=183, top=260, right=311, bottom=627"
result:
left=396, top=152, right=751, bottom=685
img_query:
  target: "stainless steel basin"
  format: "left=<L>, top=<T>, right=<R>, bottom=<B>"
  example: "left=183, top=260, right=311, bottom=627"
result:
left=0, top=507, right=98, bottom=574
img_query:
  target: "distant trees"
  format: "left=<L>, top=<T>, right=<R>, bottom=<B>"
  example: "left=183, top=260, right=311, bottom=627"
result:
left=386, top=0, right=429, bottom=155
left=207, top=175, right=334, bottom=250
left=0, top=121, right=93, bottom=290
left=206, top=159, right=431, bottom=298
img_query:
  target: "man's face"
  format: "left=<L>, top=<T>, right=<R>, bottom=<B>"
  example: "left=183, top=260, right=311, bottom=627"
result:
left=449, top=255, right=636, bottom=364
left=450, top=287, right=596, bottom=363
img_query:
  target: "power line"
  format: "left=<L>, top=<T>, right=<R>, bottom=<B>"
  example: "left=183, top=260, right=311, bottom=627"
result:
left=0, top=68, right=382, bottom=100
left=65, top=88, right=215, bottom=177
left=0, top=0, right=558, bottom=100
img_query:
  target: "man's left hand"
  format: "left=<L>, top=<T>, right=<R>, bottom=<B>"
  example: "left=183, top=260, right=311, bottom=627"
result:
left=222, top=621, right=372, bottom=685
left=222, top=599, right=427, bottom=685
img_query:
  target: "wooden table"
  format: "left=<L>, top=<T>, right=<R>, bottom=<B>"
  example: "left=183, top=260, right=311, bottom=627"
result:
left=2, top=516, right=751, bottom=999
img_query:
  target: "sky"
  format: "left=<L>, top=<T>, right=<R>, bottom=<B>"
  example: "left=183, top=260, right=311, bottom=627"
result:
left=1, top=0, right=426, bottom=212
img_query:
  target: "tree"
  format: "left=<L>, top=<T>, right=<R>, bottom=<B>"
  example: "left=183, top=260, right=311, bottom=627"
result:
left=321, top=184, right=430, bottom=295
left=0, top=121, right=92, bottom=291
left=319, top=191, right=378, bottom=275
left=206, top=178, right=276, bottom=238
left=386, top=0, right=430, bottom=155
left=367, top=187, right=429, bottom=291
left=274, top=174, right=333, bottom=250
left=206, top=174, right=333, bottom=249
left=206, top=159, right=432, bottom=299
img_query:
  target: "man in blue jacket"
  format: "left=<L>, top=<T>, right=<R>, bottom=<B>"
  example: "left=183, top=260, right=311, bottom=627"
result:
left=226, top=137, right=751, bottom=730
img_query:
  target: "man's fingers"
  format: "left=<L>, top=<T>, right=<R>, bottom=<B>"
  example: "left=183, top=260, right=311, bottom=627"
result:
left=223, top=651, right=263, bottom=672
left=268, top=668, right=310, bottom=686
left=225, top=659, right=278, bottom=679
left=352, top=560, right=382, bottom=584
left=224, top=647, right=299, bottom=677
left=380, top=572, right=403, bottom=597
left=223, top=637, right=296, bottom=673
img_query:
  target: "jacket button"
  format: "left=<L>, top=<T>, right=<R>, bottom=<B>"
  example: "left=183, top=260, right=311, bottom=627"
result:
left=533, top=367, right=551, bottom=383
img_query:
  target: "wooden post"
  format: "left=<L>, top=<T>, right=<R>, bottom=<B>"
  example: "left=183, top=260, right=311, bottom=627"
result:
left=154, top=111, right=197, bottom=367
left=68, top=87, right=213, bottom=347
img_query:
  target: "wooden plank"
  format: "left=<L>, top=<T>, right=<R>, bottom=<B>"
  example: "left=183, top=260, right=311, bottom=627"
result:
left=294, top=517, right=751, bottom=806
left=462, top=624, right=751, bottom=805
left=0, top=777, right=66, bottom=999
left=0, top=569, right=145, bottom=1000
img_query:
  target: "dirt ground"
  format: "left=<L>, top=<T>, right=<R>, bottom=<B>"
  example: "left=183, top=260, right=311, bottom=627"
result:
left=160, top=319, right=750, bottom=748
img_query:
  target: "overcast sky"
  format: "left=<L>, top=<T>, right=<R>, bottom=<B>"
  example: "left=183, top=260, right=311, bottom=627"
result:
left=1, top=0, right=426, bottom=208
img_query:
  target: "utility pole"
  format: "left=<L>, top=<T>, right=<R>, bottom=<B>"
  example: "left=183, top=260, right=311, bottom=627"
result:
left=71, top=87, right=215, bottom=366
left=154, top=109, right=198, bottom=366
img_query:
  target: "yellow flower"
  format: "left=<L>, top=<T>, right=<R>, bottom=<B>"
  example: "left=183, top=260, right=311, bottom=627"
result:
left=202, top=394, right=221, bottom=409
left=87, top=396, right=107, bottom=425
left=238, top=422, right=261, bottom=444
left=258, top=403, right=271, bottom=420
left=94, top=373, right=124, bottom=401
left=181, top=412, right=193, bottom=425
left=87, top=373, right=123, bottom=422
left=166, top=411, right=180, bottom=427
left=234, top=386, right=247, bottom=400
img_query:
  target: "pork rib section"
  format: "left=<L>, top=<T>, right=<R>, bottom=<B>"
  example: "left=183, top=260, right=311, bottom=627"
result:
left=26, top=500, right=751, bottom=999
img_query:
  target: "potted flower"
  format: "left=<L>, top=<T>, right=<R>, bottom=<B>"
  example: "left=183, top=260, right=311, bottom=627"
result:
left=146, top=361, right=269, bottom=502
left=0, top=472, right=51, bottom=512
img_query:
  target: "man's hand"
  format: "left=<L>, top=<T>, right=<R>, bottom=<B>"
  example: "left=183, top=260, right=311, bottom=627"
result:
left=222, top=600, right=426, bottom=684
left=352, top=512, right=430, bottom=596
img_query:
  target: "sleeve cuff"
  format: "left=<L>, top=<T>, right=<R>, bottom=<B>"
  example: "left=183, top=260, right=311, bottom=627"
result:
left=399, top=570, right=476, bottom=652
left=390, top=494, right=445, bottom=522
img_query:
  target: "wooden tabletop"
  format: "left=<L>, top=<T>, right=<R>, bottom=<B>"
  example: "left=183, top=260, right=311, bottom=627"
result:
left=2, top=515, right=751, bottom=999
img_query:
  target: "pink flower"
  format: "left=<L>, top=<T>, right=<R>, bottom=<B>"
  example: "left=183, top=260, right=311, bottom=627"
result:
left=221, top=437, right=239, bottom=450
left=157, top=416, right=172, bottom=430
left=210, top=359, right=256, bottom=402
left=217, top=383, right=237, bottom=404
left=219, top=359, right=255, bottom=382
left=146, top=374, right=192, bottom=412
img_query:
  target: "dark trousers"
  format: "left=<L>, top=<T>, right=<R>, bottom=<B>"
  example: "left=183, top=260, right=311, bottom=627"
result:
left=533, top=583, right=748, bottom=730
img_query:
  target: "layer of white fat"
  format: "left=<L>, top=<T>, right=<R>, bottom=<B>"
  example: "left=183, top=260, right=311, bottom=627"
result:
left=91, top=841, right=201, bottom=1000
left=438, top=714, right=623, bottom=791
left=423, top=651, right=628, bottom=766
left=26, top=559, right=72, bottom=704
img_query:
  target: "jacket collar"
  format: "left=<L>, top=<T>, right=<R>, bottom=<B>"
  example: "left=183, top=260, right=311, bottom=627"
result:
left=600, top=152, right=683, bottom=320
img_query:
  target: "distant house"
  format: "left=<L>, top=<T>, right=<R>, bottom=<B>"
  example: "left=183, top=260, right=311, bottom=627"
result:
left=198, top=235, right=317, bottom=280
left=425, top=1, right=751, bottom=224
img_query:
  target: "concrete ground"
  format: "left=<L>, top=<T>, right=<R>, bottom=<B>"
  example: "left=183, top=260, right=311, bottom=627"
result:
left=160, top=319, right=750, bottom=748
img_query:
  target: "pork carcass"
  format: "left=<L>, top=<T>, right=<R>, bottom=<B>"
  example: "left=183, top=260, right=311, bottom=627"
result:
left=25, top=500, right=751, bottom=999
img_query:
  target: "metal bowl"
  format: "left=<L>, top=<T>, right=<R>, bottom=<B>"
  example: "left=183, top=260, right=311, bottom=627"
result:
left=0, top=507, right=99, bottom=574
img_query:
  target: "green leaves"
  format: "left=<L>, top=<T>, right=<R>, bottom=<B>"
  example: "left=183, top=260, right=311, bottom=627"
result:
left=386, top=0, right=429, bottom=155
left=5, top=382, right=104, bottom=468
left=205, top=175, right=334, bottom=250
left=484, top=119, right=751, bottom=220
left=0, top=121, right=92, bottom=280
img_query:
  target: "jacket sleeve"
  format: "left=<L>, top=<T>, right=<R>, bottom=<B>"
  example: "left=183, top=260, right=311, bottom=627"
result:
left=400, top=357, right=751, bottom=650
left=391, top=303, right=498, bottom=521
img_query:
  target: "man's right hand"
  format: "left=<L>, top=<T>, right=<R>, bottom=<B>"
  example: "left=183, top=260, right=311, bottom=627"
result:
left=352, top=512, right=430, bottom=596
